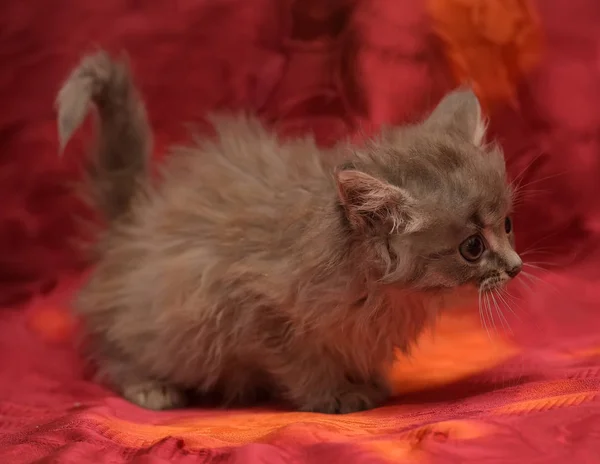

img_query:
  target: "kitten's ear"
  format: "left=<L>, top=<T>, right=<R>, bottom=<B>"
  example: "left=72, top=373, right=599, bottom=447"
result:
left=335, top=168, right=422, bottom=233
left=424, top=88, right=487, bottom=146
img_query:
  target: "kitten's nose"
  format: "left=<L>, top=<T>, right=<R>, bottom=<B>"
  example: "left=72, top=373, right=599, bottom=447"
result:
left=506, top=263, right=522, bottom=278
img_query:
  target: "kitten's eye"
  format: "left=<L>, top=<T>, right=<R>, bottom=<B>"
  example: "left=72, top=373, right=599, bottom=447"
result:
left=459, top=235, right=485, bottom=262
left=504, top=216, right=512, bottom=234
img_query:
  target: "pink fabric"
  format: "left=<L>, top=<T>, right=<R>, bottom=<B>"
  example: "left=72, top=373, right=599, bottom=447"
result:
left=1, top=0, right=600, bottom=462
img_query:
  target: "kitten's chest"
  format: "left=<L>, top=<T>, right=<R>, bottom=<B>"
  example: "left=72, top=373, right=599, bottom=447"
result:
left=324, top=289, right=442, bottom=373
left=377, top=288, right=444, bottom=351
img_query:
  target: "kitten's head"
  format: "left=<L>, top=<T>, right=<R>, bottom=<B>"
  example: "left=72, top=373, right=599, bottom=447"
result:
left=336, top=89, right=521, bottom=293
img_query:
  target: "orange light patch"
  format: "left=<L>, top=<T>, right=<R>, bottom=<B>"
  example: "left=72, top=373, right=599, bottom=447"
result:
left=368, top=420, right=498, bottom=463
left=427, top=0, right=543, bottom=109
left=88, top=407, right=422, bottom=449
left=367, top=440, right=427, bottom=463
left=559, top=347, right=600, bottom=359
left=27, top=304, right=75, bottom=344
left=494, top=391, right=597, bottom=415
left=389, top=306, right=519, bottom=394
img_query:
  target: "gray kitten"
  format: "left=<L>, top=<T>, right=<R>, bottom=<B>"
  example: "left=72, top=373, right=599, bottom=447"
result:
left=56, top=51, right=522, bottom=414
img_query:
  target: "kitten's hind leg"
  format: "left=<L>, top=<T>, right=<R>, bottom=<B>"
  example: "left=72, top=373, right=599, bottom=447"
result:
left=97, top=357, right=187, bottom=410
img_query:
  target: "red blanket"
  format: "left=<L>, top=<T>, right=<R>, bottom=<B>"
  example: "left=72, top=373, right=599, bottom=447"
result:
left=2, top=0, right=600, bottom=462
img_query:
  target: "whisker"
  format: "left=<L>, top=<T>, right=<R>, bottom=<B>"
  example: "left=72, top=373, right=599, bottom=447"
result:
left=478, top=288, right=491, bottom=340
left=521, top=268, right=547, bottom=281
left=523, top=263, right=546, bottom=272
left=512, top=188, right=551, bottom=205
left=522, top=261, right=559, bottom=269
left=521, top=270, right=559, bottom=294
left=509, top=151, right=546, bottom=191
left=520, top=247, right=580, bottom=268
left=499, top=286, right=521, bottom=305
left=519, top=248, right=561, bottom=257
left=495, top=288, right=520, bottom=323
left=516, top=275, right=535, bottom=294
left=521, top=231, right=565, bottom=255
left=499, top=287, right=521, bottom=310
left=492, top=289, right=512, bottom=335
left=490, top=289, right=504, bottom=332
left=515, top=170, right=572, bottom=192
left=489, top=289, right=501, bottom=330
left=518, top=220, right=585, bottom=264
left=501, top=284, right=543, bottom=331
left=484, top=291, right=497, bottom=335
left=514, top=188, right=550, bottom=196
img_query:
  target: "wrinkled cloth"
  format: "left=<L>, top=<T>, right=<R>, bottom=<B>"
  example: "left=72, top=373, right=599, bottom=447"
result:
left=1, top=0, right=600, bottom=463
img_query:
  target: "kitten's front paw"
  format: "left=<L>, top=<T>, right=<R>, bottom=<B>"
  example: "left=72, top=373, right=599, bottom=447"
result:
left=299, top=381, right=390, bottom=414
left=122, top=381, right=187, bottom=410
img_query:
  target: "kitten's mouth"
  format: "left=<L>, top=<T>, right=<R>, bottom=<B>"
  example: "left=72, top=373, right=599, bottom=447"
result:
left=479, top=276, right=508, bottom=292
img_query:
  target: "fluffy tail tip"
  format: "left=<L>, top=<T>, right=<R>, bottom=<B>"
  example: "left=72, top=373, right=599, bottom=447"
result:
left=55, top=50, right=124, bottom=154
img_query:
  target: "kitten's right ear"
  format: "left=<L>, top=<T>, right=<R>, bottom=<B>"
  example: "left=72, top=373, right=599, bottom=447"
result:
left=424, top=88, right=487, bottom=146
left=335, top=168, right=423, bottom=233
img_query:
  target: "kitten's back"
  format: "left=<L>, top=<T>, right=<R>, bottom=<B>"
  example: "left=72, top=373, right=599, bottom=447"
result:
left=116, top=114, right=343, bottom=292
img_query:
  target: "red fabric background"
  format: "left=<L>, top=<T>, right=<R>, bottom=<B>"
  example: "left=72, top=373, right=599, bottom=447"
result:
left=1, top=0, right=600, bottom=463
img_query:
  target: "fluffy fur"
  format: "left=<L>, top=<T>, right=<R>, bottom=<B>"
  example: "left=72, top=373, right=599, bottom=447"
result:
left=56, top=51, right=522, bottom=413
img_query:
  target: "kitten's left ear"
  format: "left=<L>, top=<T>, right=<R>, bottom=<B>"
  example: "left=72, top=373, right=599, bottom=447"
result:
left=424, top=88, right=487, bottom=146
left=335, top=168, right=423, bottom=233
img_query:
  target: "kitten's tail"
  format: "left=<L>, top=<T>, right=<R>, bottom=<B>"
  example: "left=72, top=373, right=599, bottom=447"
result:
left=55, top=50, right=152, bottom=222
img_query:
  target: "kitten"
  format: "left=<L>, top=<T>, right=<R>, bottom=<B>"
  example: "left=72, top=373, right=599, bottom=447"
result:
left=56, top=51, right=522, bottom=413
